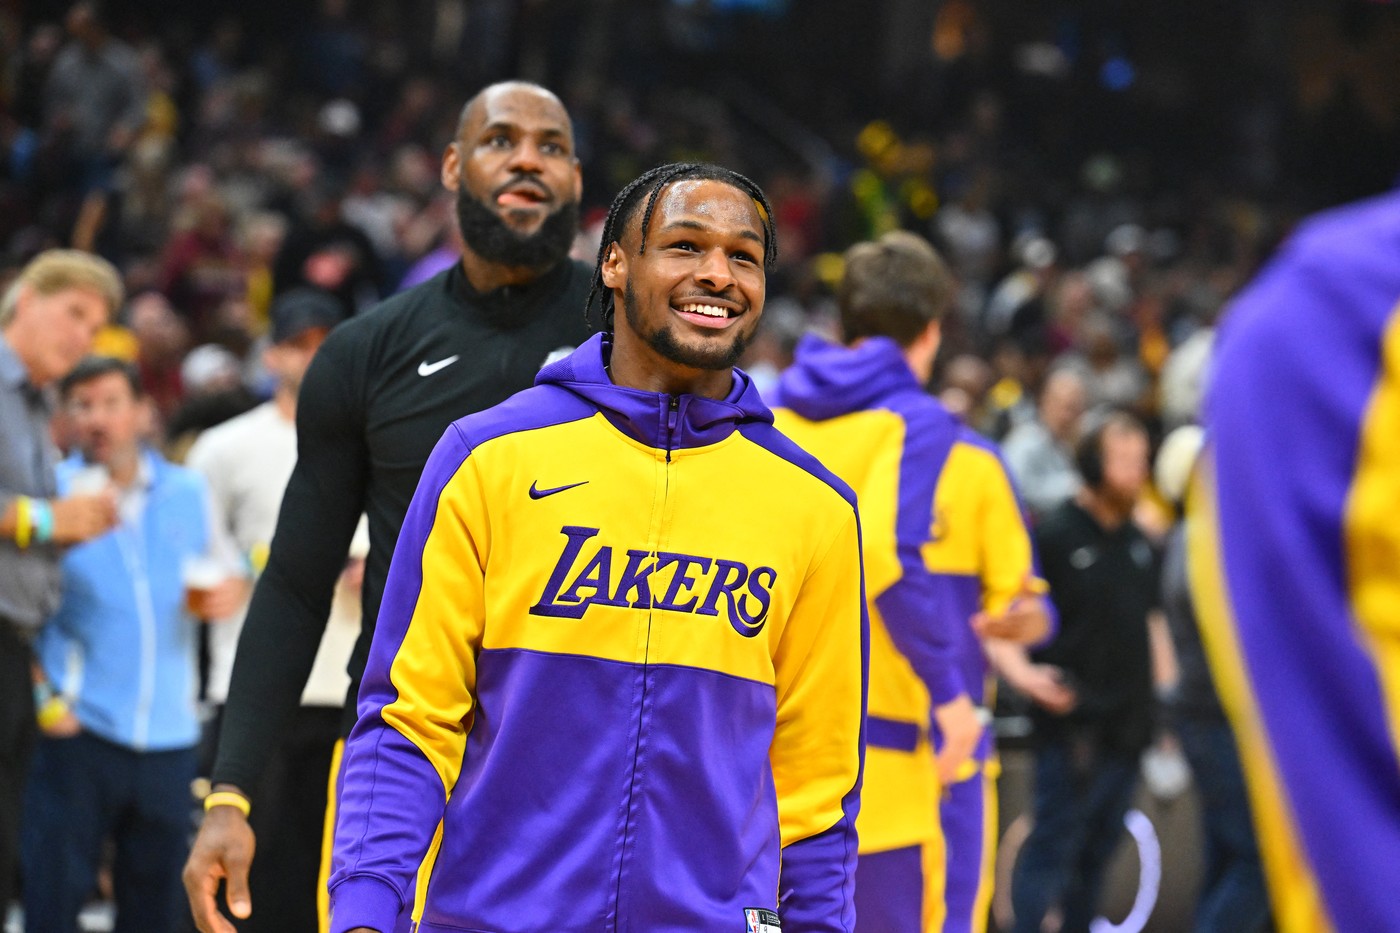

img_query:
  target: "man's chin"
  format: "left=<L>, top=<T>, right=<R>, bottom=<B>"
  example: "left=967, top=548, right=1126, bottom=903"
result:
left=498, top=210, right=547, bottom=233
left=654, top=332, right=748, bottom=372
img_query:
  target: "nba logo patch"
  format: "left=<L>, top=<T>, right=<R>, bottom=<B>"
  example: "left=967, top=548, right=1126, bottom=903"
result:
left=744, top=907, right=781, bottom=933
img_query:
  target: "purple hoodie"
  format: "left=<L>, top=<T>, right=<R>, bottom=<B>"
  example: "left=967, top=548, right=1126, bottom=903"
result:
left=330, top=333, right=868, bottom=933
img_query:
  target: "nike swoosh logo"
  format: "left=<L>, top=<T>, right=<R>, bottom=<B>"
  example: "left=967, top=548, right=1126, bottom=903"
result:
left=417, top=355, right=460, bottom=377
left=529, top=480, right=588, bottom=500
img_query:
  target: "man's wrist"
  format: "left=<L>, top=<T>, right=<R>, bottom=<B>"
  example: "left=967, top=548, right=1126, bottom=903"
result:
left=204, top=784, right=252, bottom=817
left=31, top=498, right=54, bottom=544
left=13, top=496, right=31, bottom=548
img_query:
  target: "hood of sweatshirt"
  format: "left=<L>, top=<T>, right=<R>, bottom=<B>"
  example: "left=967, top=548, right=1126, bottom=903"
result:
left=535, top=332, right=774, bottom=450
left=772, top=333, right=921, bottom=421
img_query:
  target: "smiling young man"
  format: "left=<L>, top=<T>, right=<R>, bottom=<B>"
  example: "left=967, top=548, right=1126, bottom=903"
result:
left=329, top=163, right=868, bottom=933
left=185, top=81, right=595, bottom=933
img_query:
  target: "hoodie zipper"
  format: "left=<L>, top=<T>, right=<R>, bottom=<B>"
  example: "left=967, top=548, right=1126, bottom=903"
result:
left=613, top=394, right=681, bottom=931
left=664, top=395, right=679, bottom=462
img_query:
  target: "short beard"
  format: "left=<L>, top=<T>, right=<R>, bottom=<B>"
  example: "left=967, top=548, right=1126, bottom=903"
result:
left=623, top=281, right=750, bottom=372
left=456, top=187, right=579, bottom=270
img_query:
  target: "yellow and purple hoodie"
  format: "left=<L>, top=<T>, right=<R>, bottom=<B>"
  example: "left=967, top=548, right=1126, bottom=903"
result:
left=329, top=333, right=868, bottom=933
left=1190, top=189, right=1400, bottom=933
left=773, top=335, right=1045, bottom=857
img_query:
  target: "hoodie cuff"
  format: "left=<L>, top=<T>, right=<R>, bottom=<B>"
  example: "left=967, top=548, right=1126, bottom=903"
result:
left=926, top=668, right=969, bottom=708
left=329, top=874, right=403, bottom=933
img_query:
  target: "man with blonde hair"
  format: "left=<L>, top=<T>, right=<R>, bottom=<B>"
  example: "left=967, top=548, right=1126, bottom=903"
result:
left=0, top=249, right=123, bottom=911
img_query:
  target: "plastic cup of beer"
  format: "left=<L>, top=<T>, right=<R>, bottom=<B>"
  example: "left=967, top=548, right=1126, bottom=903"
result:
left=182, top=555, right=226, bottom=618
left=68, top=465, right=112, bottom=496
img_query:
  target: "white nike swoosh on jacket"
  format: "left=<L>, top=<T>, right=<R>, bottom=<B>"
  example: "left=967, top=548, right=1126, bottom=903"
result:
left=418, top=356, right=461, bottom=377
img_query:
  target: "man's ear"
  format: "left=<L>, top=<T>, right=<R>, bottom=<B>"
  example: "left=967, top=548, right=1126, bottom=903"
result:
left=600, top=243, right=626, bottom=289
left=441, top=143, right=461, bottom=192
left=918, top=319, right=942, bottom=357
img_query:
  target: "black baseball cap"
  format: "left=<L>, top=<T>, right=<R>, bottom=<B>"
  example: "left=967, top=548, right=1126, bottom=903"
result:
left=270, top=287, right=345, bottom=344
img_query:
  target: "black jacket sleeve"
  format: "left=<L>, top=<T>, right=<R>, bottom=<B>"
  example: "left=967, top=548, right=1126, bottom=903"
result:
left=211, top=335, right=369, bottom=794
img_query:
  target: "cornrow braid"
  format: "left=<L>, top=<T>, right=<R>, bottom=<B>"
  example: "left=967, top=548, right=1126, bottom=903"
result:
left=584, top=161, right=778, bottom=332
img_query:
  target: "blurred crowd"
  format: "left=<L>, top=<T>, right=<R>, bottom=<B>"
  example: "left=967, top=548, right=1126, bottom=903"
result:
left=3, top=0, right=1397, bottom=467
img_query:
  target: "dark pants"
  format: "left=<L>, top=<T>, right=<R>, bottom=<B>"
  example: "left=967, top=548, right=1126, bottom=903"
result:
left=1175, top=717, right=1270, bottom=933
left=22, top=731, right=196, bottom=933
left=0, top=623, right=36, bottom=914
left=1011, top=739, right=1139, bottom=933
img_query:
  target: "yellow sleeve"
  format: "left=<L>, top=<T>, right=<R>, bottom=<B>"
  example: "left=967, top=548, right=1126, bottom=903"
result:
left=332, top=426, right=492, bottom=914
left=771, top=507, right=867, bottom=848
left=974, top=448, right=1041, bottom=616
left=378, top=448, right=491, bottom=793
left=923, top=440, right=1043, bottom=616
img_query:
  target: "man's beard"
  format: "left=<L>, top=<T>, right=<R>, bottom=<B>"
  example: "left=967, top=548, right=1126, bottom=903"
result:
left=622, top=281, right=751, bottom=372
left=456, top=186, right=579, bottom=270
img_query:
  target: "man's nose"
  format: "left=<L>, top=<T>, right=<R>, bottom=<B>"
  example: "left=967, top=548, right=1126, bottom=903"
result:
left=506, top=140, right=545, bottom=174
left=694, top=247, right=736, bottom=291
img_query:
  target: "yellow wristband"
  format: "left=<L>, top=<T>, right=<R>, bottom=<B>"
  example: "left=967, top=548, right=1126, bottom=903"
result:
left=203, top=791, right=252, bottom=817
left=14, top=496, right=32, bottom=549
left=35, top=696, right=69, bottom=731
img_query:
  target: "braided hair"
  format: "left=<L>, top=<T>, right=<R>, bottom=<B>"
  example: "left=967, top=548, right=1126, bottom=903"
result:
left=584, top=162, right=778, bottom=332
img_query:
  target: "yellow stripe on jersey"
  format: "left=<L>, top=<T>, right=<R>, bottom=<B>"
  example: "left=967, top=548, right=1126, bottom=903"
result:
left=970, top=771, right=998, bottom=933
left=317, top=739, right=343, bottom=933
left=922, top=831, right=948, bottom=933
left=1344, top=304, right=1400, bottom=767
left=411, top=821, right=444, bottom=926
left=1187, top=462, right=1336, bottom=933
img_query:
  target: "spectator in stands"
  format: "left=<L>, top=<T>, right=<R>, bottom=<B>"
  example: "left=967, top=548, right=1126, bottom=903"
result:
left=40, top=2, right=146, bottom=251
left=1001, top=367, right=1087, bottom=520
left=998, top=411, right=1159, bottom=933
left=0, top=249, right=122, bottom=917
left=24, top=356, right=244, bottom=933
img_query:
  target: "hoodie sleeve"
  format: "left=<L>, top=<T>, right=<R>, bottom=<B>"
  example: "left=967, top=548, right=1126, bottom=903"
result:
left=328, top=424, right=488, bottom=933
left=773, top=506, right=868, bottom=932
left=960, top=438, right=1056, bottom=642
left=871, top=411, right=967, bottom=705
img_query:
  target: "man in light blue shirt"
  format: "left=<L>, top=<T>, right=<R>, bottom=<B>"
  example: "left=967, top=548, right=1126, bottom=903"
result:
left=25, top=356, right=244, bottom=933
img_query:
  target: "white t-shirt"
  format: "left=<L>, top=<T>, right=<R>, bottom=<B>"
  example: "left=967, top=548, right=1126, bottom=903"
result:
left=185, top=401, right=363, bottom=707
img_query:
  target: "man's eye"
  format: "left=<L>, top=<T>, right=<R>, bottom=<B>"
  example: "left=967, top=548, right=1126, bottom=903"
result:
left=667, top=242, right=697, bottom=252
left=484, top=135, right=512, bottom=148
left=540, top=142, right=565, bottom=155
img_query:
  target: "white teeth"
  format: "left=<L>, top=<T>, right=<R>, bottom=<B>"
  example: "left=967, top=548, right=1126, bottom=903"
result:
left=680, top=304, right=729, bottom=318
